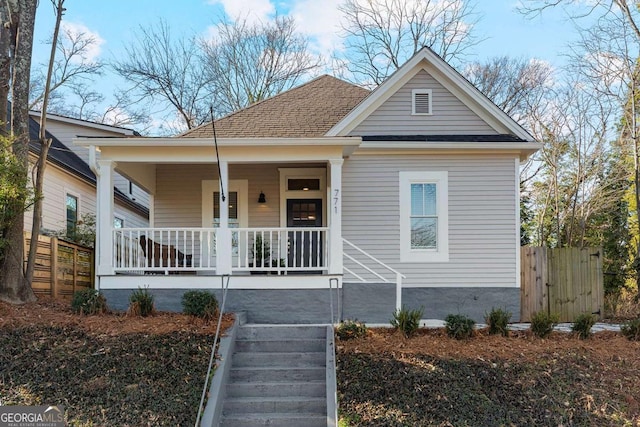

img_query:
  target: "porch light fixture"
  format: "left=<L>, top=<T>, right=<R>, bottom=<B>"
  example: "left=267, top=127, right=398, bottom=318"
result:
left=258, top=191, right=266, bottom=204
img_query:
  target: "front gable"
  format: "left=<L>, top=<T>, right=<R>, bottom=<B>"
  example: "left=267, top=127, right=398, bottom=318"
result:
left=327, top=47, right=534, bottom=142
left=350, top=69, right=498, bottom=136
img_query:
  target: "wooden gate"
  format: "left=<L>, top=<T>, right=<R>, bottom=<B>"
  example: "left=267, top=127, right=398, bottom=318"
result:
left=520, top=247, right=604, bottom=322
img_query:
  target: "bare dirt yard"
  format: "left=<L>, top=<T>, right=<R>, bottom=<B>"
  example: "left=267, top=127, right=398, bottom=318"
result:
left=0, top=299, right=233, bottom=426
left=3, top=300, right=640, bottom=426
left=337, top=327, right=640, bottom=426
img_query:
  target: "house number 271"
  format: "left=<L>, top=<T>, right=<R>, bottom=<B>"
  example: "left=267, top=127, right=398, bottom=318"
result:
left=334, top=189, right=340, bottom=213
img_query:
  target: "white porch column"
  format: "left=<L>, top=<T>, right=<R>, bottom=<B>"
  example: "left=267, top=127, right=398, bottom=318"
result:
left=96, top=159, right=115, bottom=276
left=328, top=159, right=343, bottom=274
left=216, top=161, right=232, bottom=274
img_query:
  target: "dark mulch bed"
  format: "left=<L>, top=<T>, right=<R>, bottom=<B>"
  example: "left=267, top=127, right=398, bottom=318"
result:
left=0, top=300, right=231, bottom=426
left=337, top=328, right=640, bottom=426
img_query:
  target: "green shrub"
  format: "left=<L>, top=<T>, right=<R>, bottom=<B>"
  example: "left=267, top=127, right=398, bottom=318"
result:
left=621, top=318, right=640, bottom=341
left=572, top=313, right=596, bottom=339
left=336, top=320, right=368, bottom=340
left=445, top=314, right=476, bottom=340
left=128, top=287, right=155, bottom=317
left=71, top=289, right=107, bottom=315
left=485, top=307, right=512, bottom=337
left=530, top=311, right=559, bottom=338
left=181, top=290, right=218, bottom=319
left=390, top=306, right=423, bottom=338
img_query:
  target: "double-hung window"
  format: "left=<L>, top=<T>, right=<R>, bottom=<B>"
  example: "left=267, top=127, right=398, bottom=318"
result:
left=399, top=171, right=449, bottom=262
left=66, top=194, right=78, bottom=237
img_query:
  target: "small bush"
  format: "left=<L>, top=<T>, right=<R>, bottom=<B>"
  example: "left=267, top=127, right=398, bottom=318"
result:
left=71, top=289, right=107, bottom=315
left=621, top=318, right=640, bottom=341
left=445, top=314, right=476, bottom=340
left=390, top=306, right=423, bottom=338
left=485, top=307, right=512, bottom=337
left=530, top=311, right=559, bottom=338
left=572, top=313, right=596, bottom=339
left=181, top=290, right=218, bottom=320
left=128, top=287, right=155, bottom=317
left=336, top=320, right=368, bottom=340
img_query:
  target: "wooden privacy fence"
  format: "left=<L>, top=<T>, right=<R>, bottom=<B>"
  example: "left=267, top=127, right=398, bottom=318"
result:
left=520, top=247, right=604, bottom=322
left=24, top=232, right=94, bottom=299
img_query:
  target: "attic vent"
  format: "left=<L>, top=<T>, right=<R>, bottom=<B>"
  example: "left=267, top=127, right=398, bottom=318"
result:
left=412, top=89, right=432, bottom=115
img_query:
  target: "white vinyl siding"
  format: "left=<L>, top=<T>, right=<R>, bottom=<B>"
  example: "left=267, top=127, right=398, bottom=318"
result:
left=342, top=154, right=518, bottom=287
left=350, top=70, right=498, bottom=136
left=23, top=162, right=148, bottom=235
left=43, top=119, right=150, bottom=207
left=154, top=163, right=284, bottom=228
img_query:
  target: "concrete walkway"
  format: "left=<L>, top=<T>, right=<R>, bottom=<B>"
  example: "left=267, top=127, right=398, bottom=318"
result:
left=420, top=319, right=622, bottom=333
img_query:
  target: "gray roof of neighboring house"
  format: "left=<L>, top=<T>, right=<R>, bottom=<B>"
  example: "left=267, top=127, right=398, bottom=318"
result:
left=27, top=116, right=149, bottom=218
left=182, top=75, right=371, bottom=138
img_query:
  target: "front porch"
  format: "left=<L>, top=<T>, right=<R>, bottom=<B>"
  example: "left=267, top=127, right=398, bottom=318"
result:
left=84, top=137, right=356, bottom=283
left=79, top=136, right=405, bottom=321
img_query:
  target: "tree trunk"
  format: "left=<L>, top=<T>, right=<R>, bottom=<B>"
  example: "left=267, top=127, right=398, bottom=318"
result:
left=25, top=0, right=64, bottom=287
left=0, top=0, right=37, bottom=304
left=0, top=7, right=11, bottom=126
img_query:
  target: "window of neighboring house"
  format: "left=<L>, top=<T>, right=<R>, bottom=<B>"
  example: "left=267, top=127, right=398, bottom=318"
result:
left=412, top=89, right=432, bottom=115
left=66, top=194, right=78, bottom=237
left=399, top=171, right=449, bottom=262
left=114, top=217, right=124, bottom=229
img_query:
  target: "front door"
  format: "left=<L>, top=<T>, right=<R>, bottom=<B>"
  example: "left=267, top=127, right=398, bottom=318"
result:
left=287, top=199, right=323, bottom=268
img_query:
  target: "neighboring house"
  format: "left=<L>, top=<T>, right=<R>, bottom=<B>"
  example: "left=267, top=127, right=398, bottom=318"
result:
left=76, top=48, right=540, bottom=323
left=25, top=112, right=149, bottom=242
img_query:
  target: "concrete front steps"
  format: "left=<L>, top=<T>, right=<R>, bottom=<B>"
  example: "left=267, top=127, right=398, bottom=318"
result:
left=219, top=325, right=333, bottom=427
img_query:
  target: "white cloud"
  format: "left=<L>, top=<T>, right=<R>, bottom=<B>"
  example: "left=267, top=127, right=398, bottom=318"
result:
left=60, top=21, right=104, bottom=63
left=208, top=0, right=275, bottom=25
left=290, top=0, right=345, bottom=57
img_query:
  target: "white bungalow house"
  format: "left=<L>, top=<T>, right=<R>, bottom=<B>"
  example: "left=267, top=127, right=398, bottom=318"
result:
left=25, top=112, right=149, bottom=238
left=76, top=48, right=540, bottom=323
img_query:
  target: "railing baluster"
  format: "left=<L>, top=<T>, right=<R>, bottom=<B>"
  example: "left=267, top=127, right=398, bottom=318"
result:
left=111, top=226, right=331, bottom=274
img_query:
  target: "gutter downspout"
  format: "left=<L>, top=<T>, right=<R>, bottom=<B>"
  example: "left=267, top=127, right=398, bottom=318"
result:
left=89, top=146, right=100, bottom=291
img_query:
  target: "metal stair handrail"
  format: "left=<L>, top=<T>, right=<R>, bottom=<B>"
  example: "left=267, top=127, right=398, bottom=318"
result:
left=342, top=238, right=406, bottom=311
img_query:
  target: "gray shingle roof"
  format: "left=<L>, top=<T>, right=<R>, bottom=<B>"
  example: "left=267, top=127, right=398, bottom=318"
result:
left=182, top=75, right=370, bottom=138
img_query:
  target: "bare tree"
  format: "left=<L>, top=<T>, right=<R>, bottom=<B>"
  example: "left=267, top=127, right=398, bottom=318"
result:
left=113, top=20, right=213, bottom=132
left=337, top=0, right=480, bottom=86
left=0, top=0, right=38, bottom=304
left=201, top=16, right=321, bottom=115
left=520, top=0, right=640, bottom=293
left=98, top=89, right=151, bottom=131
left=526, top=78, right=615, bottom=248
left=25, top=0, right=66, bottom=291
left=29, top=23, right=103, bottom=111
left=463, top=56, right=554, bottom=119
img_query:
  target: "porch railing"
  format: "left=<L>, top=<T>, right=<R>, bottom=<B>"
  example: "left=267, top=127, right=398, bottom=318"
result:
left=113, top=228, right=217, bottom=272
left=112, top=227, right=328, bottom=274
left=231, top=227, right=328, bottom=273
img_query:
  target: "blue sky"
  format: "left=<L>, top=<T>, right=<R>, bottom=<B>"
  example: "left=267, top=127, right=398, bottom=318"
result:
left=30, top=0, right=579, bottom=126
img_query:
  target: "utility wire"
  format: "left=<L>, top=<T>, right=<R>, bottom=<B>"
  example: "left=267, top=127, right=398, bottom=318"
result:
left=211, top=106, right=225, bottom=202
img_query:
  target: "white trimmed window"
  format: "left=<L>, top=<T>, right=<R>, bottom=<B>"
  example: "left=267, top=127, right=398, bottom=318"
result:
left=399, top=171, right=449, bottom=262
left=412, top=89, right=432, bottom=115
left=66, top=193, right=79, bottom=236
